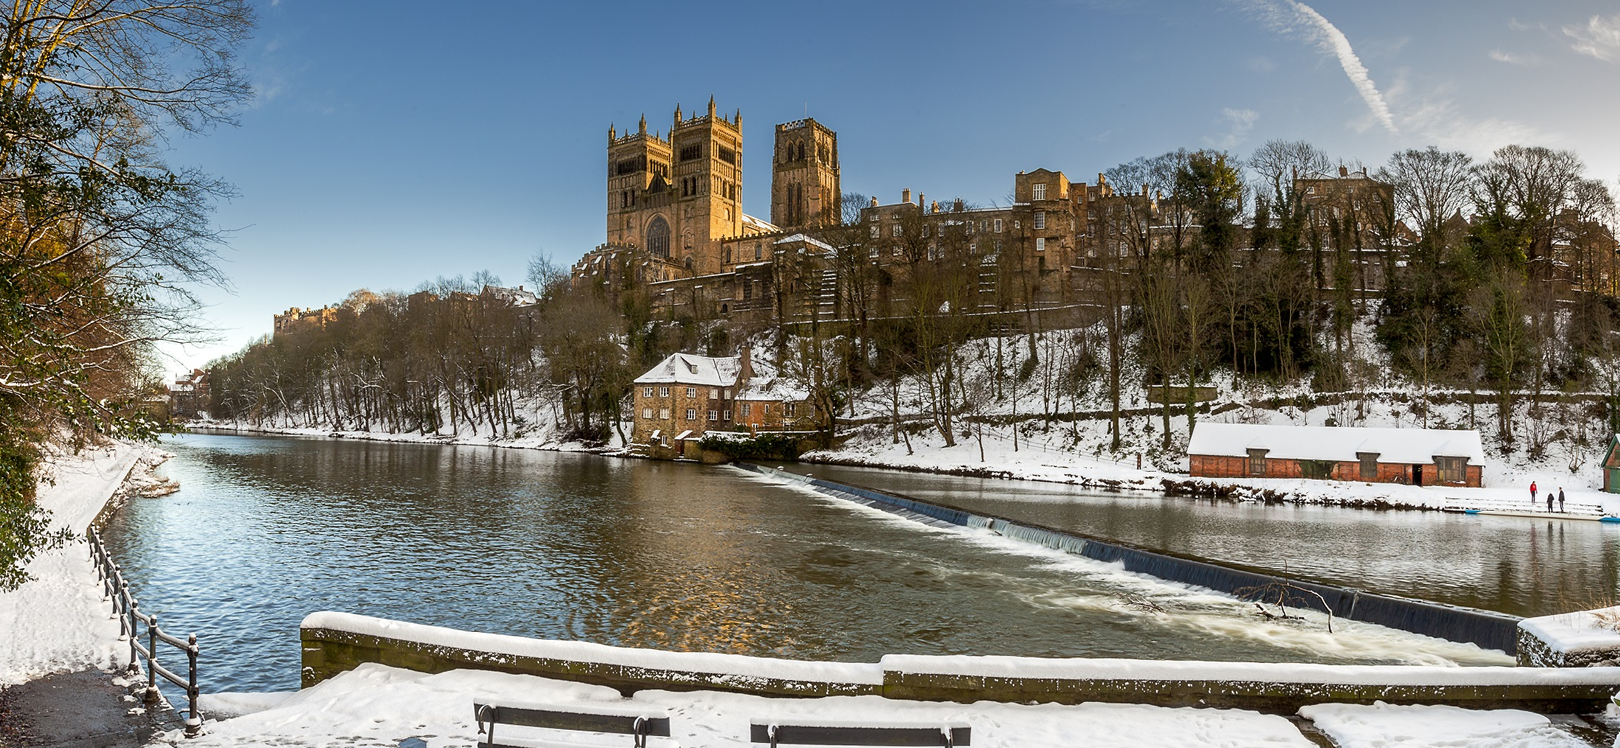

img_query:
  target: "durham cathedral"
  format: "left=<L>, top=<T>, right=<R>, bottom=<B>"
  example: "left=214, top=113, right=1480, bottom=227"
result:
left=571, top=98, right=1273, bottom=325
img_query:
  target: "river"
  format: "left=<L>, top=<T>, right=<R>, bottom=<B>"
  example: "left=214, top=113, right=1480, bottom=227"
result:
left=103, top=433, right=1523, bottom=694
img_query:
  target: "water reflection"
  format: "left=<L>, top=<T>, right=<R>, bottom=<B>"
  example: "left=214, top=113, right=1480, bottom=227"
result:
left=102, top=434, right=1510, bottom=693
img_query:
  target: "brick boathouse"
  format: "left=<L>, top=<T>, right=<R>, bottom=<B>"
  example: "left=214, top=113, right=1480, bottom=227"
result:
left=1187, top=423, right=1485, bottom=487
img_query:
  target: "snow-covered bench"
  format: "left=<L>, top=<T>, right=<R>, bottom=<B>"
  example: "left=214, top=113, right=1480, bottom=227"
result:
left=749, top=721, right=970, bottom=747
left=474, top=701, right=673, bottom=748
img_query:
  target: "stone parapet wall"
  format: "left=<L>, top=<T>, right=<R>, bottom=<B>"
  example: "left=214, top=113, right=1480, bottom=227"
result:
left=300, top=613, right=1620, bottom=714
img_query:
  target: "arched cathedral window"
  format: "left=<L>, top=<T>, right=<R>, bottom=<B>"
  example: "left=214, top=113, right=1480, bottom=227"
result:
left=647, top=216, right=670, bottom=259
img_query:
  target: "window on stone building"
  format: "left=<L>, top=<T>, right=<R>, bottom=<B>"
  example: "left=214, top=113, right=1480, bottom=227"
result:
left=659, top=408, right=670, bottom=419
left=869, top=246, right=879, bottom=259
left=722, top=409, right=731, bottom=421
left=680, top=144, right=701, bottom=162
left=1035, top=238, right=1046, bottom=252
left=1032, top=183, right=1046, bottom=201
left=922, top=224, right=930, bottom=238
left=710, top=388, right=719, bottom=398
left=685, top=408, right=696, bottom=421
left=659, top=387, right=670, bottom=397
left=1247, top=449, right=1267, bottom=477
left=686, top=387, right=696, bottom=398
left=785, top=403, right=797, bottom=417
left=708, top=410, right=718, bottom=421
left=741, top=403, right=752, bottom=417
left=994, top=219, right=1003, bottom=233
left=755, top=243, right=762, bottom=261
left=642, top=408, right=653, bottom=419
left=762, top=404, right=770, bottom=416
left=1034, top=211, right=1046, bottom=230
left=870, top=225, right=879, bottom=238
left=647, top=216, right=670, bottom=259
left=892, top=224, right=903, bottom=237
left=722, top=388, right=730, bottom=398
left=644, top=387, right=653, bottom=397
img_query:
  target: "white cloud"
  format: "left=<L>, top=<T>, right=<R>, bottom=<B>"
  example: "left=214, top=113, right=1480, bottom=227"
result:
left=1238, top=0, right=1398, bottom=134
left=1206, top=108, right=1258, bottom=149
left=1488, top=49, right=1540, bottom=66
left=1565, top=13, right=1620, bottom=62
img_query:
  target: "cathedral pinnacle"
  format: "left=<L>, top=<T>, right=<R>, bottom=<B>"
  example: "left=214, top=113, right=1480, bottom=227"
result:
left=674, top=103, right=682, bottom=124
left=708, top=95, right=716, bottom=117
left=638, top=114, right=646, bottom=135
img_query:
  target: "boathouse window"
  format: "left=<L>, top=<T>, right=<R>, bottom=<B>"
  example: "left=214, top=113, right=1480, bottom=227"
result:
left=1437, top=457, right=1466, bottom=484
left=1358, top=452, right=1379, bottom=481
left=741, top=403, right=752, bottom=417
left=1246, top=448, right=1268, bottom=477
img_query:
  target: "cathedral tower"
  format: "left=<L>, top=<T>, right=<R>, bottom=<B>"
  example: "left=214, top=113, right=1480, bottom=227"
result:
left=771, top=119, right=840, bottom=231
left=607, top=98, right=742, bottom=275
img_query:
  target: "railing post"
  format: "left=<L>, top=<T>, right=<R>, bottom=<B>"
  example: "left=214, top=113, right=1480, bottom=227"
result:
left=146, top=614, right=160, bottom=705
left=126, top=597, right=138, bottom=671
left=185, top=633, right=201, bottom=738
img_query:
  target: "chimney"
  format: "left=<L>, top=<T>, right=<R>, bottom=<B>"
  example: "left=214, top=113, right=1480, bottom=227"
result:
left=902, top=188, right=911, bottom=204
left=953, top=198, right=964, bottom=212
left=918, top=192, right=925, bottom=208
left=738, top=346, right=753, bottom=383
left=1339, top=165, right=1349, bottom=177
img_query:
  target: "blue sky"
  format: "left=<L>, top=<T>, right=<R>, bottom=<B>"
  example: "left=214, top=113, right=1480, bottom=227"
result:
left=162, top=0, right=1620, bottom=370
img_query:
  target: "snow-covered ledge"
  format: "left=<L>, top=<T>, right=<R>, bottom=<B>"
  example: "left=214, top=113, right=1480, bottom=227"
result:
left=1517, top=606, right=1620, bottom=667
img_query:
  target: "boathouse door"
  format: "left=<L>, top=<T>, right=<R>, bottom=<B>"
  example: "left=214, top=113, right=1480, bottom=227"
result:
left=1411, top=464, right=1423, bottom=486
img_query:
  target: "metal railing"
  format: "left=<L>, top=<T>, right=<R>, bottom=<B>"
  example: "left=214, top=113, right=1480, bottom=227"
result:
left=87, top=527, right=203, bottom=737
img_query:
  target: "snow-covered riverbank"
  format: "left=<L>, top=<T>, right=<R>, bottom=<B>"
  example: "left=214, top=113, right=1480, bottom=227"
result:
left=0, top=443, right=141, bottom=684
left=806, top=423, right=1620, bottom=518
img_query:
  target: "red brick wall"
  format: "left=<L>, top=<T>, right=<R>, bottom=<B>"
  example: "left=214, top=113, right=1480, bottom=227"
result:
left=1189, top=454, right=1482, bottom=487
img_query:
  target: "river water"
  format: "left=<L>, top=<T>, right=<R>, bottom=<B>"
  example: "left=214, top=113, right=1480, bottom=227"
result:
left=782, top=463, right=1620, bottom=619
left=104, top=433, right=1522, bottom=694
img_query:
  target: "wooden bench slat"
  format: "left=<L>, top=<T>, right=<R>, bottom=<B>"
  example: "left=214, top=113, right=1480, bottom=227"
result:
left=749, top=724, right=970, bottom=746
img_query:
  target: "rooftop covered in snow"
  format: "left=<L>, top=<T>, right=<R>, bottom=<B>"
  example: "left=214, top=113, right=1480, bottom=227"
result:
left=1187, top=423, right=1486, bottom=464
left=632, top=353, right=743, bottom=387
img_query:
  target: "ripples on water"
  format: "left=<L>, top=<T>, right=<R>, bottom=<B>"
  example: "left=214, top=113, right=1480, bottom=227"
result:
left=104, top=434, right=1515, bottom=694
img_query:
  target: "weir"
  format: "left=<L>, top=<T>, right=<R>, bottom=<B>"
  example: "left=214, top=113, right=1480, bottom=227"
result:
left=737, top=463, right=1524, bottom=654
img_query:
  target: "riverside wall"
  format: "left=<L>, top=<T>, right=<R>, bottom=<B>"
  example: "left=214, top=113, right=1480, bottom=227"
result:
left=300, top=613, right=1620, bottom=714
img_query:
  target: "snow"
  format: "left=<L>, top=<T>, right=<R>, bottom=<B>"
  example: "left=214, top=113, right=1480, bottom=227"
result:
left=171, top=663, right=1317, bottom=748
left=302, top=612, right=885, bottom=686
left=1299, top=702, right=1587, bottom=748
left=1186, top=423, right=1486, bottom=465
left=879, top=655, right=1620, bottom=688
left=0, top=443, right=139, bottom=684
left=1520, top=607, right=1620, bottom=656
left=633, top=353, right=743, bottom=387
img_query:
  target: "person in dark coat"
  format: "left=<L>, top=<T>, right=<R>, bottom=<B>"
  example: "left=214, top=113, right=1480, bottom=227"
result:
left=1547, top=491, right=1554, bottom=512
left=1558, top=488, right=1565, bottom=513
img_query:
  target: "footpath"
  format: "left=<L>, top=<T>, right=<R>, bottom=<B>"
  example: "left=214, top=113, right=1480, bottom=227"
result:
left=0, top=445, right=156, bottom=748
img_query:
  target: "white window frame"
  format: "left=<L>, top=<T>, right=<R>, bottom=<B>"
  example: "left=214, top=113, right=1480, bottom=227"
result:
left=708, top=410, right=718, bottom=421
left=643, top=387, right=653, bottom=397
left=994, top=219, right=1003, bottom=233
left=1035, top=237, right=1046, bottom=252
left=641, top=408, right=653, bottom=419
left=659, top=386, right=670, bottom=397
left=870, top=225, right=880, bottom=238
left=1032, top=183, right=1046, bottom=201
left=659, top=408, right=670, bottom=419
left=686, top=387, right=696, bottom=398
left=892, top=224, right=903, bottom=237
left=1034, top=211, right=1046, bottom=230
left=685, top=408, right=696, bottom=421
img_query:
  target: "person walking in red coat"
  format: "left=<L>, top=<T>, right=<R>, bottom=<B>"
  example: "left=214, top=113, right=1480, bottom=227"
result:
left=1530, top=481, right=1538, bottom=506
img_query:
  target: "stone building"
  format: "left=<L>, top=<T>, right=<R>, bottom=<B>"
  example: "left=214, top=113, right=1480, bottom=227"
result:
left=272, top=306, right=339, bottom=337
left=630, top=346, right=816, bottom=451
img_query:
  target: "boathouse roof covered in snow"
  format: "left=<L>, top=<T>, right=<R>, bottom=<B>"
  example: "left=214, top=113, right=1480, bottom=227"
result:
left=1187, top=423, right=1486, bottom=464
